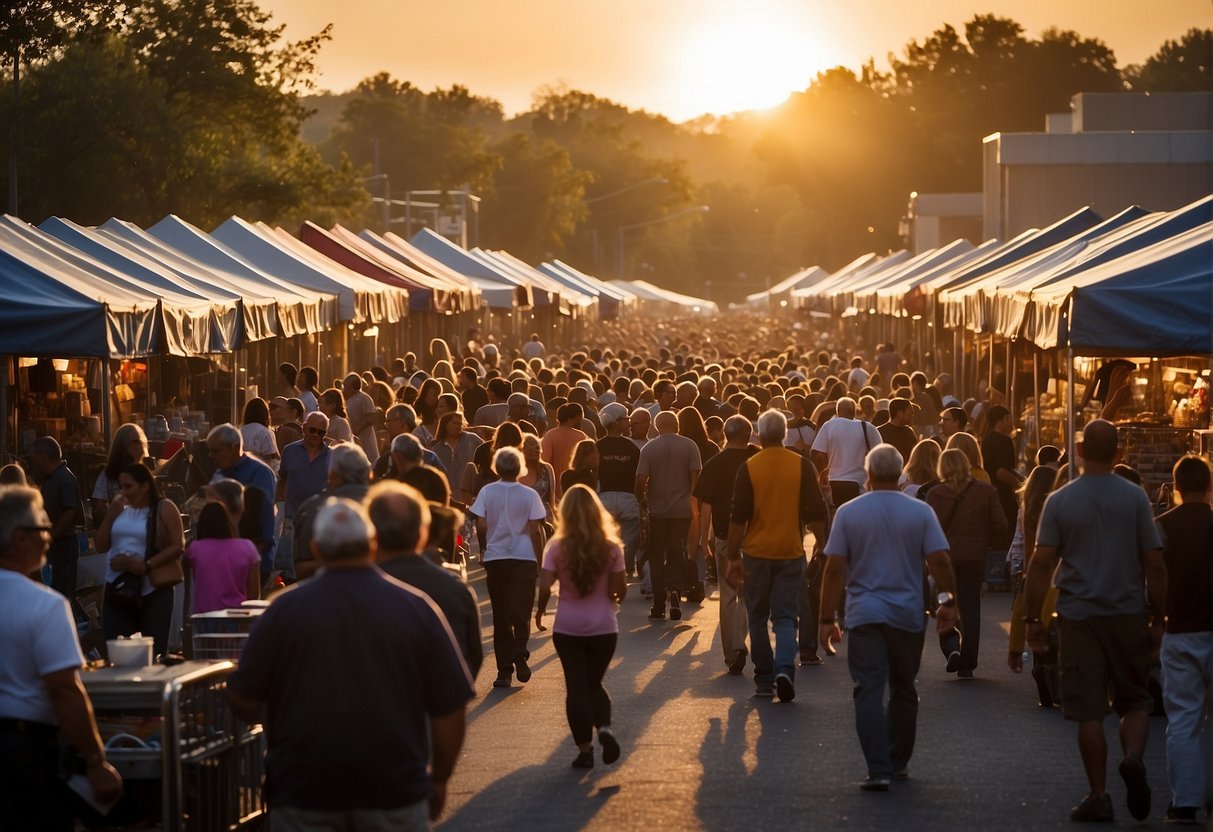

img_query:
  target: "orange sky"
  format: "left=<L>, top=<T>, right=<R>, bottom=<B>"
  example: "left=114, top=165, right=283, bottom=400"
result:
left=260, top=0, right=1211, bottom=121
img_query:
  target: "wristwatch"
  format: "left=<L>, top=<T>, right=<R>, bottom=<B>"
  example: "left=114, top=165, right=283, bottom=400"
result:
left=936, top=591, right=955, bottom=607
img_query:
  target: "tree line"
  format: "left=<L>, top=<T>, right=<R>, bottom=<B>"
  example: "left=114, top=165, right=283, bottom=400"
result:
left=2, top=2, right=1209, bottom=301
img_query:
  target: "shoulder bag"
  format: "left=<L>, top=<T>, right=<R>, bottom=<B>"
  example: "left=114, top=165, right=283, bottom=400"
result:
left=146, top=498, right=184, bottom=590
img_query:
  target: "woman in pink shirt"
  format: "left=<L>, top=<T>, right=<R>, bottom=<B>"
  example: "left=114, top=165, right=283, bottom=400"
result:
left=535, top=485, right=627, bottom=768
left=184, top=502, right=261, bottom=614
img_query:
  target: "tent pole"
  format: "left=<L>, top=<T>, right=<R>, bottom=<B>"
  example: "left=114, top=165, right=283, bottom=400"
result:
left=1033, top=350, right=1041, bottom=451
left=1007, top=339, right=1015, bottom=430
left=231, top=351, right=238, bottom=425
left=988, top=334, right=995, bottom=392
left=1066, top=347, right=1077, bottom=473
left=101, top=361, right=112, bottom=447
left=0, top=356, right=8, bottom=459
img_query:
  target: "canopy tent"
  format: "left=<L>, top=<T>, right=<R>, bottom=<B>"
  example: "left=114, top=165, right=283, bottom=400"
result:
left=476, top=249, right=585, bottom=312
left=147, top=215, right=336, bottom=334
left=86, top=219, right=281, bottom=344
left=746, top=266, right=830, bottom=308
left=1025, top=221, right=1213, bottom=355
left=791, top=252, right=883, bottom=309
left=358, top=229, right=481, bottom=303
left=409, top=228, right=530, bottom=309
left=815, top=250, right=914, bottom=305
left=539, top=260, right=633, bottom=320
left=874, top=239, right=1002, bottom=316
left=0, top=216, right=228, bottom=356
left=849, top=239, right=975, bottom=314
left=0, top=216, right=158, bottom=357
left=39, top=217, right=255, bottom=350
left=210, top=217, right=404, bottom=325
left=609, top=279, right=719, bottom=314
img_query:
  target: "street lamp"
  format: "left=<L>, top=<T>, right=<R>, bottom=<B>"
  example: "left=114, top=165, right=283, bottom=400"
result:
left=616, top=205, right=710, bottom=279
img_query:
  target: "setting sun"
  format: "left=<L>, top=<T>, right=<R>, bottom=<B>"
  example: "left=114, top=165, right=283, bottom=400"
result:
left=673, top=9, right=824, bottom=116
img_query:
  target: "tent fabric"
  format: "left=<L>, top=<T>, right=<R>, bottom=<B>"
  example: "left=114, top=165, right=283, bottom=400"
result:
left=0, top=215, right=159, bottom=357
left=357, top=229, right=484, bottom=312
left=92, top=219, right=280, bottom=344
left=477, top=249, right=585, bottom=313
left=850, top=240, right=974, bottom=313
left=409, top=228, right=530, bottom=309
left=147, top=215, right=335, bottom=335
left=609, top=279, right=719, bottom=314
left=746, top=266, right=829, bottom=306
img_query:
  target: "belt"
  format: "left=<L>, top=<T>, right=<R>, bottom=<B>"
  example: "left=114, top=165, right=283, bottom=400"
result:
left=0, top=717, right=59, bottom=736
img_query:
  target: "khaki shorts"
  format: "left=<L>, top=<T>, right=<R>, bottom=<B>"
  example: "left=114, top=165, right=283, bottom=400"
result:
left=1058, top=614, right=1153, bottom=722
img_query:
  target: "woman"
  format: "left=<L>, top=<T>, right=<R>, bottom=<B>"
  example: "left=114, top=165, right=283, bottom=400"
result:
left=367, top=380, right=395, bottom=413
left=925, top=449, right=1008, bottom=680
left=534, top=485, right=626, bottom=768
left=467, top=422, right=525, bottom=500
left=433, top=411, right=483, bottom=505
left=240, top=398, right=279, bottom=469
left=470, top=447, right=548, bottom=689
left=317, top=388, right=353, bottom=443
left=561, top=439, right=599, bottom=495
left=678, top=406, right=717, bottom=465
left=901, top=439, right=942, bottom=499
left=519, top=433, right=556, bottom=521
left=784, top=394, right=816, bottom=455
left=95, top=462, right=186, bottom=658
left=945, top=432, right=991, bottom=483
left=1007, top=465, right=1062, bottom=706
left=92, top=423, right=149, bottom=515
left=415, top=378, right=443, bottom=434
left=184, top=502, right=260, bottom=614
left=415, top=392, right=460, bottom=448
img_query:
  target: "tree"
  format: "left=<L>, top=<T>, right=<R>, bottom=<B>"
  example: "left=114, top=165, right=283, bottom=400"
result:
left=1126, top=28, right=1213, bottom=92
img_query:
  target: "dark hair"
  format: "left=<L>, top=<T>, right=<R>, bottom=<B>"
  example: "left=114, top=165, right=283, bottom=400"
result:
left=121, top=462, right=163, bottom=503
left=320, top=388, right=346, bottom=418
left=437, top=411, right=464, bottom=441
left=943, top=406, right=967, bottom=431
left=298, top=366, right=318, bottom=391
left=416, top=379, right=442, bottom=423
left=1035, top=445, right=1061, bottom=466
left=487, top=378, right=512, bottom=399
left=239, top=487, right=265, bottom=545
left=984, top=405, right=1011, bottom=434
left=242, top=397, right=270, bottom=428
left=105, top=424, right=146, bottom=482
left=1173, top=454, right=1212, bottom=494
left=278, top=362, right=298, bottom=385
left=557, top=402, right=583, bottom=424
left=491, top=421, right=524, bottom=451
left=195, top=501, right=236, bottom=540
left=286, top=398, right=305, bottom=419
left=1113, top=463, right=1143, bottom=486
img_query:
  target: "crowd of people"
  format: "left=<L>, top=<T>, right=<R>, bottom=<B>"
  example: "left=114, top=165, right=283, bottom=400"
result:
left=1, top=312, right=1209, bottom=829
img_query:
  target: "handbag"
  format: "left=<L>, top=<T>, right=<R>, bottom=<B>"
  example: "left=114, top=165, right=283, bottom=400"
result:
left=105, top=572, right=143, bottom=611
left=144, top=498, right=184, bottom=590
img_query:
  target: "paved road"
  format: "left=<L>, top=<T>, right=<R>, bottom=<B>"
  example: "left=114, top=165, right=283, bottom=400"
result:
left=437, top=567, right=1172, bottom=831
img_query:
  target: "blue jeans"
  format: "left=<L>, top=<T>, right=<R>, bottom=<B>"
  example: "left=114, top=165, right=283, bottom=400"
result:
left=1160, top=631, right=1213, bottom=810
left=847, top=623, right=925, bottom=778
left=743, top=554, right=804, bottom=684
left=598, top=492, right=641, bottom=574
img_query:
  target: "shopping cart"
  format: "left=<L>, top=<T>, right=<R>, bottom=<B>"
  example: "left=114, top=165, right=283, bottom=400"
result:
left=189, top=607, right=263, bottom=661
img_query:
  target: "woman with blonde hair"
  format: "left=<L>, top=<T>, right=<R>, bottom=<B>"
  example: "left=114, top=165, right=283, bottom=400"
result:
left=535, top=484, right=627, bottom=768
left=901, top=439, right=942, bottom=499
left=92, top=423, right=150, bottom=515
left=429, top=337, right=453, bottom=367
left=944, top=432, right=991, bottom=483
left=561, top=439, right=599, bottom=494
left=925, top=449, right=1007, bottom=679
left=431, top=358, right=457, bottom=387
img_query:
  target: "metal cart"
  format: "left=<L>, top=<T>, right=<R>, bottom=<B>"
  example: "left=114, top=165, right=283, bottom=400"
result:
left=82, top=661, right=264, bottom=830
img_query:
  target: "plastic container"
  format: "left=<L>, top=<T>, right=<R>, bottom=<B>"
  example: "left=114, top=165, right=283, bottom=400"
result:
left=107, top=637, right=153, bottom=667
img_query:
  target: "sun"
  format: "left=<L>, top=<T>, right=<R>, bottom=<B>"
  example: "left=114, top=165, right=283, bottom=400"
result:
left=674, top=10, right=820, bottom=117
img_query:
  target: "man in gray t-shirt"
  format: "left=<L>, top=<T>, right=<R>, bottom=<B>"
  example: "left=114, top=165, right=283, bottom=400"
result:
left=1024, top=420, right=1166, bottom=824
left=635, top=411, right=701, bottom=621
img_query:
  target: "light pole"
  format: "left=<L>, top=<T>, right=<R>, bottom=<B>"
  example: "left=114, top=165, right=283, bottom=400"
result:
left=586, top=178, right=669, bottom=273
left=616, top=205, right=710, bottom=279
left=361, top=173, right=390, bottom=232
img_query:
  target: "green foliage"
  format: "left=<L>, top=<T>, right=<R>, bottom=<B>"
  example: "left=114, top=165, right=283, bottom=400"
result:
left=0, top=0, right=115, bottom=61
left=1126, top=28, right=1213, bottom=92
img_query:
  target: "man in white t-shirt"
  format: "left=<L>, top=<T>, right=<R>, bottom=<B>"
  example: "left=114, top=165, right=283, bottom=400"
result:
left=811, top=397, right=881, bottom=508
left=342, top=373, right=380, bottom=466
left=0, top=486, right=123, bottom=827
left=522, top=333, right=546, bottom=360
left=470, top=447, right=547, bottom=689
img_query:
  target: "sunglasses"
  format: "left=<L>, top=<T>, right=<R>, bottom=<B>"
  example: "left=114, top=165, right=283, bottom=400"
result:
left=306, top=427, right=327, bottom=436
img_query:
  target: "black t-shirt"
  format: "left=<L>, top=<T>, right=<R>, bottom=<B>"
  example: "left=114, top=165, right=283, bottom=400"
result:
left=877, top=422, right=918, bottom=462
left=1156, top=503, right=1213, bottom=634
left=461, top=386, right=489, bottom=422
left=228, top=567, right=474, bottom=810
left=693, top=446, right=758, bottom=537
left=596, top=436, right=640, bottom=492
left=41, top=462, right=83, bottom=550
left=560, top=468, right=597, bottom=493
left=981, top=431, right=1019, bottom=539
left=380, top=554, right=483, bottom=678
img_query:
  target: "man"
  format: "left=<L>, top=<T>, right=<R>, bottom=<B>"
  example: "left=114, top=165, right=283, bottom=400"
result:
left=636, top=411, right=702, bottom=621
left=931, top=406, right=968, bottom=449
left=270, top=397, right=304, bottom=451
left=647, top=379, right=676, bottom=417
left=811, top=397, right=881, bottom=508
left=981, top=404, right=1021, bottom=543
left=725, top=411, right=828, bottom=700
left=696, top=416, right=758, bottom=674
left=1154, top=455, right=1212, bottom=826
left=932, top=373, right=958, bottom=409
left=694, top=376, right=733, bottom=421
left=1023, top=419, right=1167, bottom=823
left=342, top=373, right=380, bottom=465
left=390, top=433, right=452, bottom=506
left=541, top=403, right=590, bottom=500
left=568, top=384, right=601, bottom=437
left=629, top=407, right=652, bottom=449
left=30, top=437, right=84, bottom=615
left=674, top=380, right=698, bottom=411
left=877, top=398, right=919, bottom=462
left=506, top=393, right=540, bottom=436
left=458, top=367, right=489, bottom=423
left=596, top=403, right=642, bottom=578
left=228, top=498, right=473, bottom=829
left=907, top=372, right=940, bottom=437
left=370, top=481, right=483, bottom=679
left=846, top=356, right=870, bottom=393
left=472, top=378, right=513, bottom=430
left=875, top=343, right=902, bottom=379
left=275, top=412, right=331, bottom=583
left=292, top=444, right=371, bottom=580
left=2, top=487, right=124, bottom=827
left=819, top=444, right=959, bottom=790
left=522, top=332, right=545, bottom=360
left=277, top=362, right=301, bottom=399
left=207, top=424, right=277, bottom=579
left=374, top=404, right=445, bottom=481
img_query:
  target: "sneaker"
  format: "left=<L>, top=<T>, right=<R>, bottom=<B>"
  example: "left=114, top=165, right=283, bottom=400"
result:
left=1118, top=754, right=1151, bottom=821
left=1070, top=792, right=1114, bottom=823
left=799, top=653, right=824, bottom=666
left=648, top=608, right=665, bottom=621
left=860, top=777, right=891, bottom=792
left=598, top=728, right=620, bottom=765
left=1164, top=804, right=1198, bottom=825
left=727, top=650, right=747, bottom=675
left=668, top=589, right=682, bottom=621
left=945, top=651, right=962, bottom=673
left=957, top=669, right=974, bottom=680
left=571, top=749, right=594, bottom=769
left=754, top=681, right=774, bottom=698
left=492, top=672, right=512, bottom=688
left=514, top=657, right=532, bottom=684
left=775, top=673, right=795, bottom=702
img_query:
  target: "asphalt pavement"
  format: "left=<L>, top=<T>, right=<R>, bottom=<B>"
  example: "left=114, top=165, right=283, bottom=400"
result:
left=437, top=567, right=1175, bottom=832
